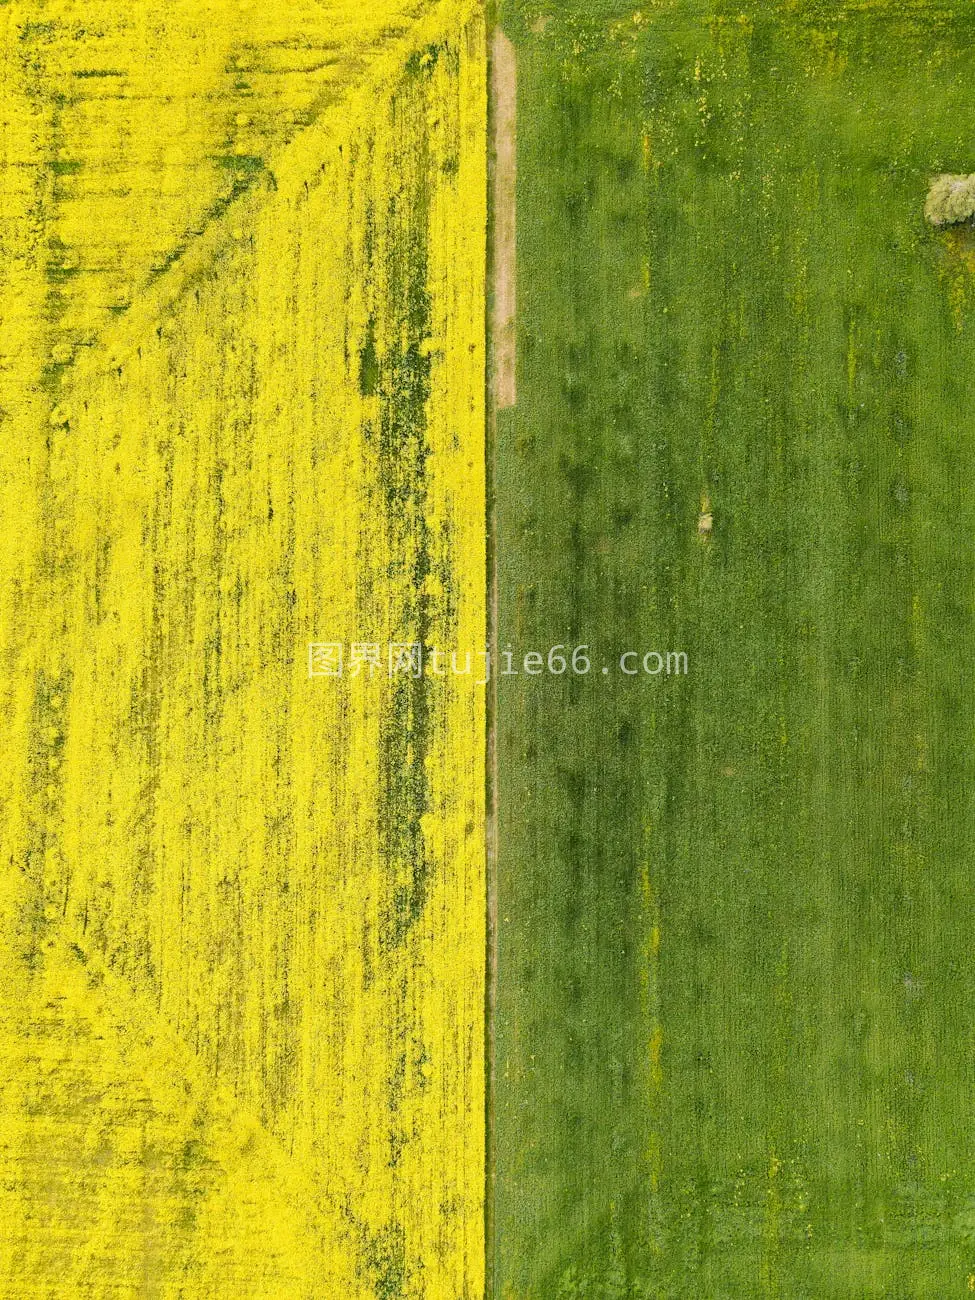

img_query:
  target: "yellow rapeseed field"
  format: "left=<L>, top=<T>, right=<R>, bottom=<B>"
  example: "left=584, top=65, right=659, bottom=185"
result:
left=0, top=1, right=486, bottom=1295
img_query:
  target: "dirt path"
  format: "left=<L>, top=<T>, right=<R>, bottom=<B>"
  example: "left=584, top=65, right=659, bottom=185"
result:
left=485, top=25, right=517, bottom=1299
left=490, top=30, right=517, bottom=411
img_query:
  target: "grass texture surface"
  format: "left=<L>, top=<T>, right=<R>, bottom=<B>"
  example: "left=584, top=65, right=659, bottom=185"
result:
left=493, top=3, right=975, bottom=1296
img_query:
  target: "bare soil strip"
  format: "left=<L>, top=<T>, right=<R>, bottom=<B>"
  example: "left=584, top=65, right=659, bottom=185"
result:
left=490, top=29, right=517, bottom=410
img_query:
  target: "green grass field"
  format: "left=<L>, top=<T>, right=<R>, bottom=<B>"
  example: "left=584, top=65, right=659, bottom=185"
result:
left=492, top=3, right=975, bottom=1295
